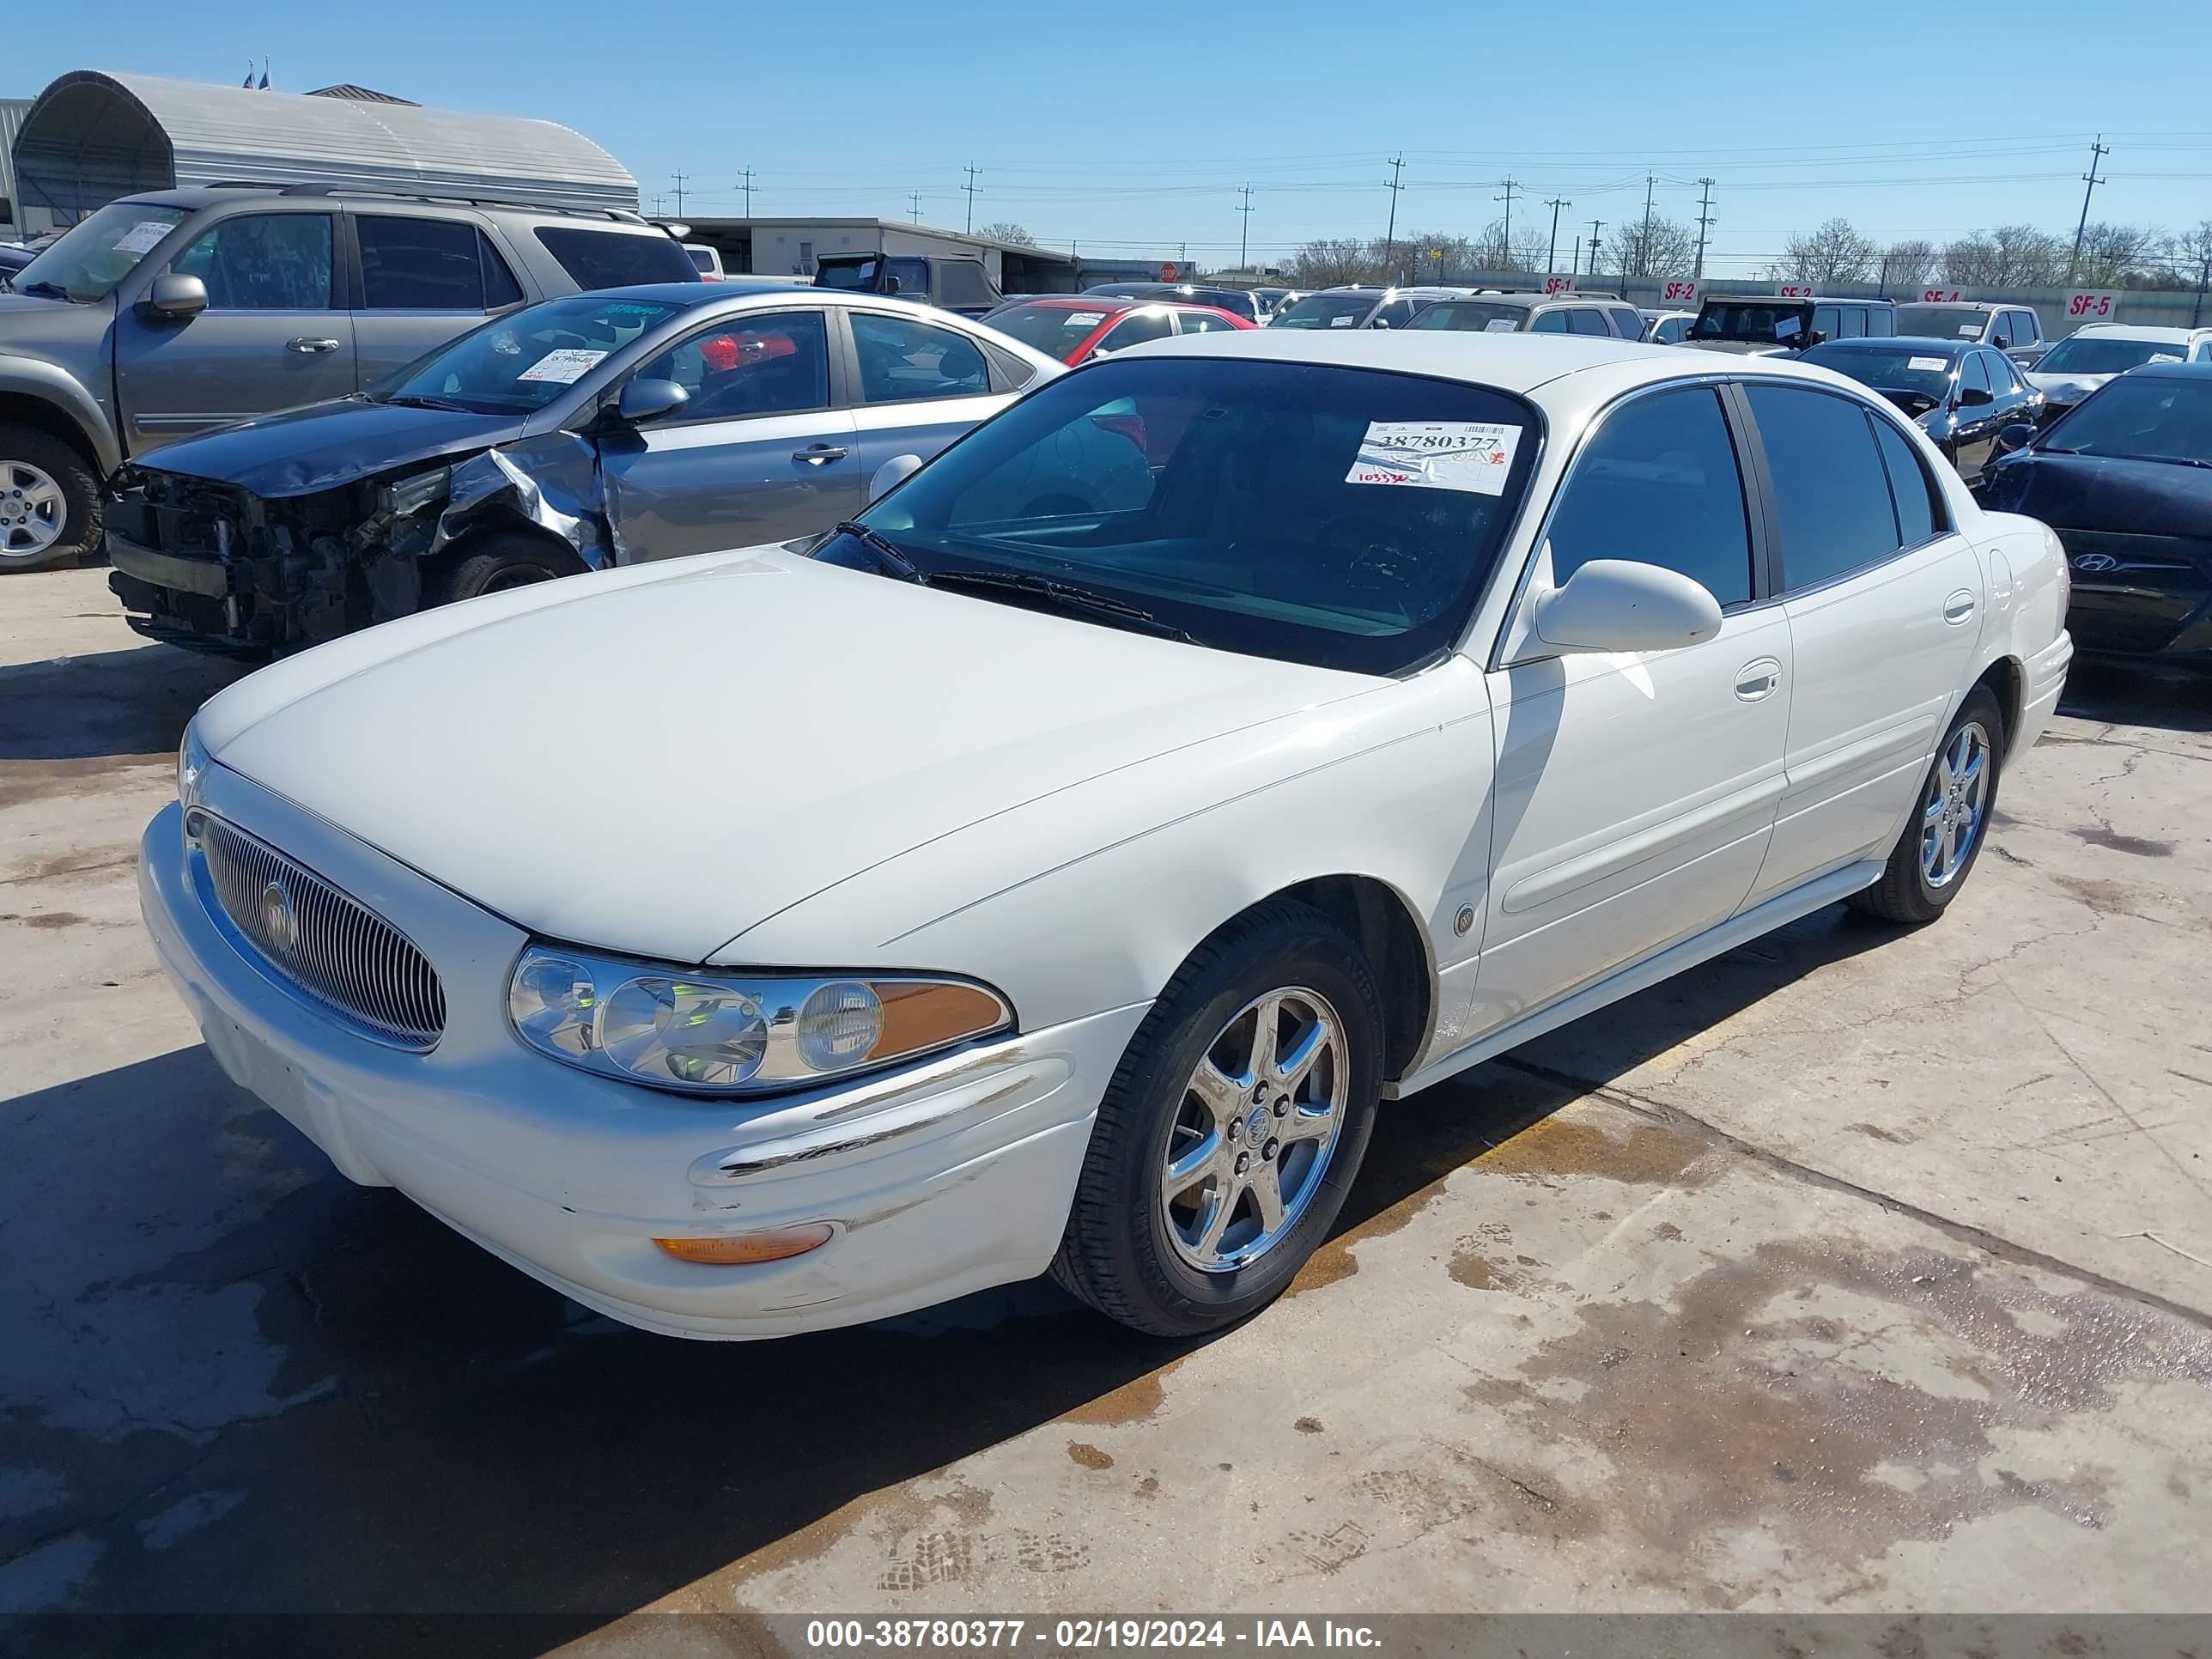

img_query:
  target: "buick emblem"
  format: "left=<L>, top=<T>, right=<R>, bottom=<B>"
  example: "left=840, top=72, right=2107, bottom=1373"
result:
left=259, top=878, right=300, bottom=955
left=2071, top=553, right=2118, bottom=574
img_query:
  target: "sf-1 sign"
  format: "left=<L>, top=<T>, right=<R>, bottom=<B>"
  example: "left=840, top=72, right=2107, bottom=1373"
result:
left=1540, top=274, right=1573, bottom=295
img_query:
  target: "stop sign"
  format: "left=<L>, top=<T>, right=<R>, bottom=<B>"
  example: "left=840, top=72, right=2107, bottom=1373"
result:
left=1159, top=261, right=1180, bottom=283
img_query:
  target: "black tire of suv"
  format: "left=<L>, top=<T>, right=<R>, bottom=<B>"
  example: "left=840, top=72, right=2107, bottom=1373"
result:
left=1849, top=684, right=2006, bottom=926
left=430, top=534, right=589, bottom=607
left=1051, top=901, right=1384, bottom=1337
left=0, top=425, right=102, bottom=574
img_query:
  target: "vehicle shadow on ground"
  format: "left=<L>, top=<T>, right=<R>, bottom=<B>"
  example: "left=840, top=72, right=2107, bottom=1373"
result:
left=0, top=645, right=245, bottom=763
left=10, top=908, right=1903, bottom=1650
left=2057, top=661, right=2210, bottom=734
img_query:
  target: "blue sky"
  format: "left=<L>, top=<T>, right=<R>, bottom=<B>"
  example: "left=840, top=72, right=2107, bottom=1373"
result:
left=15, top=0, right=2212, bottom=275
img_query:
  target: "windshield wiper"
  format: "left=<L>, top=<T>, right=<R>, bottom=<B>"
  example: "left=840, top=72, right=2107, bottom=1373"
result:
left=831, top=520, right=927, bottom=583
left=380, top=394, right=474, bottom=412
left=14, top=281, right=75, bottom=301
left=927, top=568, right=1194, bottom=641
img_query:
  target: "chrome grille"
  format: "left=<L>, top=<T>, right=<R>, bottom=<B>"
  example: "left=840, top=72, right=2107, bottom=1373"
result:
left=190, top=811, right=447, bottom=1049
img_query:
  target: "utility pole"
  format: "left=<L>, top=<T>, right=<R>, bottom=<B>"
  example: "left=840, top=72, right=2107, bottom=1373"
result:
left=2066, top=135, right=2111, bottom=284
left=1638, top=174, right=1656, bottom=277
left=670, top=169, right=689, bottom=218
left=1586, top=220, right=1606, bottom=283
left=961, top=164, right=981, bottom=234
left=1692, top=178, right=1717, bottom=281
left=1496, top=177, right=1522, bottom=268
left=908, top=190, right=922, bottom=224
left=2192, top=241, right=2210, bottom=328
left=1571, top=236, right=1581, bottom=277
left=1544, top=196, right=1571, bottom=277
left=733, top=168, right=755, bottom=216
left=1382, top=155, right=1405, bottom=279
left=649, top=193, right=665, bottom=218
left=1237, top=184, right=1255, bottom=272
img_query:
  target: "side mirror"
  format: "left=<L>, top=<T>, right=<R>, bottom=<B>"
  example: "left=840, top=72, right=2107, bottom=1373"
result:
left=883, top=275, right=902, bottom=295
left=1960, top=386, right=1994, bottom=408
left=1996, top=422, right=2035, bottom=453
left=1533, top=557, right=1723, bottom=655
left=141, top=273, right=208, bottom=322
left=867, top=453, right=922, bottom=502
left=616, top=378, right=689, bottom=424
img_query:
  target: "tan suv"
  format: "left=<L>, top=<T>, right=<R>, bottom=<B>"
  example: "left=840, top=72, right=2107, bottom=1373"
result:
left=1404, top=291, right=1647, bottom=340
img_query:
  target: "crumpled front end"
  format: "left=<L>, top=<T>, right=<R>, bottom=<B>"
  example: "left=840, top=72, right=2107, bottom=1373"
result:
left=106, top=434, right=612, bottom=656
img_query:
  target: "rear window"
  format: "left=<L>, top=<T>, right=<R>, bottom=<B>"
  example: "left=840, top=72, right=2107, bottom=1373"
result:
left=1408, top=302, right=1527, bottom=331
left=985, top=302, right=1118, bottom=358
left=1894, top=305, right=1987, bottom=340
left=533, top=228, right=698, bottom=291
left=1273, top=293, right=1380, bottom=330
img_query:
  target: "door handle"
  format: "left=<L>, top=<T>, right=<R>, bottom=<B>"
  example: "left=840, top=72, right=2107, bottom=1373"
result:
left=1734, top=657, right=1782, bottom=701
left=285, top=337, right=340, bottom=355
left=793, top=443, right=849, bottom=465
left=1942, top=591, right=1977, bottom=626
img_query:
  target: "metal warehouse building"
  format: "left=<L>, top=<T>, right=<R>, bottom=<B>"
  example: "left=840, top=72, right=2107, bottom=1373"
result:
left=9, top=70, right=637, bottom=220
left=683, top=217, right=1079, bottom=293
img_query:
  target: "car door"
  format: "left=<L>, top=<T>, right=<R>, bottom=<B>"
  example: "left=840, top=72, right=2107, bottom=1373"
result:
left=841, top=307, right=1011, bottom=488
left=595, top=307, right=860, bottom=562
left=111, top=208, right=356, bottom=453
left=1468, top=382, right=1792, bottom=1036
left=347, top=211, right=527, bottom=386
left=1741, top=385, right=1983, bottom=903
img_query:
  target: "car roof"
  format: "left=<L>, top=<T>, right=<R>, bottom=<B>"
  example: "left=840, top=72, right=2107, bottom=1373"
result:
left=1898, top=299, right=2008, bottom=311
left=2129, top=358, right=2212, bottom=380
left=1001, top=295, right=1137, bottom=310
left=110, top=185, right=662, bottom=227
left=1820, top=335, right=1969, bottom=352
left=2071, top=322, right=2207, bottom=343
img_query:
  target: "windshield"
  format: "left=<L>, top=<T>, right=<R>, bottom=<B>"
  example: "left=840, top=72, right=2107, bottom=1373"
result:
left=1799, top=342, right=1956, bottom=399
left=1692, top=301, right=1810, bottom=343
left=1408, top=301, right=1526, bottom=333
left=1273, top=293, right=1379, bottom=330
left=982, top=302, right=1117, bottom=359
left=2034, top=335, right=2187, bottom=377
left=368, top=293, right=686, bottom=414
left=2040, top=376, right=2212, bottom=465
left=816, top=258, right=881, bottom=291
left=831, top=356, right=1538, bottom=675
left=1894, top=305, right=1987, bottom=340
left=9, top=202, right=188, bottom=301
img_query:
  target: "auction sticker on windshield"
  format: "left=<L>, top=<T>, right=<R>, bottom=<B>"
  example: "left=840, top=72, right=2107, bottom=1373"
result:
left=516, top=348, right=609, bottom=385
left=1484, top=319, right=1517, bottom=333
left=1346, top=422, right=1520, bottom=495
left=112, top=221, right=174, bottom=256
left=1065, top=312, right=1106, bottom=327
left=1908, top=356, right=1948, bottom=371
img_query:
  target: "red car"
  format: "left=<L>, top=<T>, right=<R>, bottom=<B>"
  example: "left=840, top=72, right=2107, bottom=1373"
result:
left=979, top=295, right=1252, bottom=366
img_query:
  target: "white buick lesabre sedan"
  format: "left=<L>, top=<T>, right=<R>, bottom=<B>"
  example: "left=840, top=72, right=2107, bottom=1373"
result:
left=142, top=329, right=2073, bottom=1340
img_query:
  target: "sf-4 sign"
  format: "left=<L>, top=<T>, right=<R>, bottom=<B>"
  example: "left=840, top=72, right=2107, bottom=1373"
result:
left=1921, top=289, right=1963, bottom=303
left=1662, top=280, right=1698, bottom=304
left=2064, top=289, right=2117, bottom=320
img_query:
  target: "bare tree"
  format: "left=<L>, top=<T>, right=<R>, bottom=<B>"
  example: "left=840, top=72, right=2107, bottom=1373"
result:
left=1942, top=224, right=2064, bottom=289
left=1771, top=217, right=1877, bottom=285
left=1879, top=239, right=1939, bottom=289
left=1606, top=214, right=1698, bottom=280
left=2071, top=222, right=2161, bottom=286
left=2163, top=221, right=2212, bottom=313
left=979, top=222, right=1037, bottom=247
left=1290, top=237, right=1387, bottom=288
left=1401, top=232, right=1479, bottom=284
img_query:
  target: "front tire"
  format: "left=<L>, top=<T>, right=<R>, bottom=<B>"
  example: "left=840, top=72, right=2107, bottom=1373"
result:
left=430, top=533, right=587, bottom=606
left=1053, top=901, right=1382, bottom=1336
left=1850, top=684, right=2005, bottom=925
left=0, top=426, right=100, bottom=573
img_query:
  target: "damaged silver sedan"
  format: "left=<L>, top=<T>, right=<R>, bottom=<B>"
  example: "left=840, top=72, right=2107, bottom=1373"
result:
left=104, top=284, right=1060, bottom=653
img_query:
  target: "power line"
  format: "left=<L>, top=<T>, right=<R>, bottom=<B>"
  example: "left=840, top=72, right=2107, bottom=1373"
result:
left=1638, top=174, right=1656, bottom=276
left=1693, top=178, right=1717, bottom=279
left=1544, top=196, right=1571, bottom=276
left=670, top=169, right=689, bottom=219
left=1382, top=155, right=1405, bottom=277
left=2067, top=134, right=2112, bottom=283
left=1586, top=219, right=1606, bottom=279
left=1237, top=184, right=1255, bottom=270
left=962, top=163, right=981, bottom=234
left=908, top=189, right=922, bottom=224
left=732, top=169, right=755, bottom=216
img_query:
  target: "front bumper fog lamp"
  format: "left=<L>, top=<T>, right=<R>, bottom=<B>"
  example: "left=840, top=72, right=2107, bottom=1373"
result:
left=653, top=1224, right=836, bottom=1266
left=507, top=948, right=1012, bottom=1097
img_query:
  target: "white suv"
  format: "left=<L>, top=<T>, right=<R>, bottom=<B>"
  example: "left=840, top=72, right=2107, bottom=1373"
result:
left=2027, top=323, right=2212, bottom=422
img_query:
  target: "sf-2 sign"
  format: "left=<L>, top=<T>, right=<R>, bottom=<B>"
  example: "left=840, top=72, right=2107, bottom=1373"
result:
left=1777, top=283, right=1815, bottom=300
left=1662, top=280, right=1698, bottom=305
left=2064, top=289, right=2118, bottom=320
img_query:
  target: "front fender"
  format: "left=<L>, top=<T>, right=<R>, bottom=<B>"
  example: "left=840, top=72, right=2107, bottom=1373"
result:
left=0, top=354, right=121, bottom=473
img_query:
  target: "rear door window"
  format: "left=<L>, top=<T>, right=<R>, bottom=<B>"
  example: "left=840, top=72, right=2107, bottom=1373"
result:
left=1813, top=306, right=1840, bottom=340
left=1872, top=417, right=1942, bottom=547
left=1961, top=352, right=1993, bottom=397
left=849, top=311, right=993, bottom=403
left=1566, top=308, right=1610, bottom=336
left=532, top=228, right=698, bottom=290
left=1747, top=386, right=1905, bottom=591
left=1606, top=307, right=1644, bottom=338
left=357, top=216, right=514, bottom=309
left=1866, top=307, right=1895, bottom=337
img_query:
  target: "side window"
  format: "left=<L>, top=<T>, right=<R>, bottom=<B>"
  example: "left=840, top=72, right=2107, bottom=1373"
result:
left=358, top=216, right=489, bottom=309
left=1985, top=352, right=2021, bottom=393
left=1566, top=308, right=1610, bottom=336
left=1838, top=307, right=1867, bottom=338
left=1866, top=307, right=1894, bottom=337
left=1607, top=307, right=1643, bottom=338
left=1746, top=386, right=1905, bottom=592
left=1099, top=310, right=1173, bottom=351
left=630, top=310, right=830, bottom=421
left=2015, top=311, right=2042, bottom=345
left=169, top=213, right=333, bottom=309
left=1175, top=309, right=1240, bottom=335
left=1529, top=308, right=1571, bottom=334
left=1372, top=300, right=1417, bottom=329
left=1547, top=386, right=1753, bottom=607
left=1871, top=416, right=1942, bottom=548
left=479, top=232, right=524, bottom=307
left=850, top=311, right=991, bottom=404
left=1812, top=306, right=1839, bottom=340
left=2196, top=341, right=2212, bottom=363
left=1961, top=352, right=1993, bottom=396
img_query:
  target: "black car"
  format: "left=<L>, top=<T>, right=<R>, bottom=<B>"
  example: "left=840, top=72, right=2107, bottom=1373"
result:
left=1799, top=337, right=2043, bottom=482
left=1976, top=360, right=2212, bottom=667
left=1084, top=282, right=1261, bottom=325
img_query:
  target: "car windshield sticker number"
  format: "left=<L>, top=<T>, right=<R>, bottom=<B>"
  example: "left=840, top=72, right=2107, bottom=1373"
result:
left=112, top=221, right=173, bottom=256
left=1959, top=325, right=1981, bottom=336
left=2151, top=352, right=2184, bottom=363
left=516, top=348, right=608, bottom=385
left=1484, top=319, right=1517, bottom=333
left=1908, top=356, right=1948, bottom=371
left=1064, top=312, right=1106, bottom=327
left=1774, top=318, right=1804, bottom=340
left=1328, top=314, right=1357, bottom=327
left=1346, top=422, right=1521, bottom=496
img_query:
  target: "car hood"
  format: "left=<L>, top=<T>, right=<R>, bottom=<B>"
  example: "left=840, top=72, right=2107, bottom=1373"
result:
left=1977, top=449, right=2212, bottom=538
left=131, top=398, right=529, bottom=498
left=2024, top=371, right=2112, bottom=404
left=199, top=547, right=1378, bottom=963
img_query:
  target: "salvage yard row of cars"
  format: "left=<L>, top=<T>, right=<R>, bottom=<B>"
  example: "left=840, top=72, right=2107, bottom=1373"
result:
left=3, top=179, right=2208, bottom=1344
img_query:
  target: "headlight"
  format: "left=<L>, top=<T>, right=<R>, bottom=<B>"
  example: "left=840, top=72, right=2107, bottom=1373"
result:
left=380, top=465, right=451, bottom=518
left=177, top=722, right=210, bottom=806
left=507, top=948, right=1013, bottom=1097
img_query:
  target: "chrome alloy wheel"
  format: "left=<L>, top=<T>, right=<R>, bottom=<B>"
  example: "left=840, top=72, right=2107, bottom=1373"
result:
left=0, top=460, right=66, bottom=562
left=1921, top=720, right=1991, bottom=889
left=1161, top=988, right=1348, bottom=1273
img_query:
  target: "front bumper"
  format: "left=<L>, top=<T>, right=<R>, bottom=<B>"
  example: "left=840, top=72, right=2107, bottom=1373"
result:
left=138, top=767, right=1143, bottom=1340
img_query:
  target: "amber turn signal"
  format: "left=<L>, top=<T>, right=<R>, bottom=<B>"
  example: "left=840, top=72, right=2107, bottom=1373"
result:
left=652, top=1224, right=836, bottom=1266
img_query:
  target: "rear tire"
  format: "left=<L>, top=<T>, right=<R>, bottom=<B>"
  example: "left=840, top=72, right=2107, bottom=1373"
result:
left=1052, top=901, right=1383, bottom=1336
left=431, top=533, right=587, bottom=606
left=1849, top=684, right=2005, bottom=925
left=0, top=425, right=101, bottom=573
